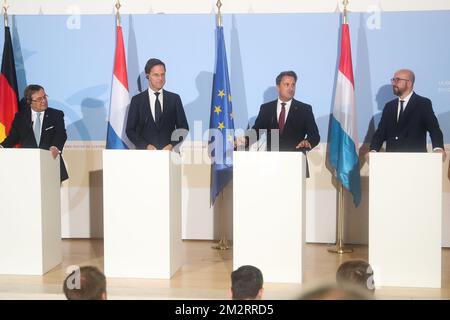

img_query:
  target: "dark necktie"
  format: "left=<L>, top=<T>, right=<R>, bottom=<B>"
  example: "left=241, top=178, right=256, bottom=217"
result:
left=279, top=102, right=286, bottom=134
left=398, top=100, right=404, bottom=122
left=154, top=92, right=162, bottom=126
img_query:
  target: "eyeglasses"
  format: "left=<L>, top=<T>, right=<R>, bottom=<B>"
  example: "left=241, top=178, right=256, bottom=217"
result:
left=31, top=95, right=48, bottom=103
left=390, top=77, right=410, bottom=83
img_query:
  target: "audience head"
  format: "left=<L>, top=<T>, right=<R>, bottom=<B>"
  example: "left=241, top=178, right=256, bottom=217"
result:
left=231, top=265, right=264, bottom=300
left=299, top=283, right=372, bottom=300
left=336, top=259, right=375, bottom=294
left=63, top=266, right=107, bottom=300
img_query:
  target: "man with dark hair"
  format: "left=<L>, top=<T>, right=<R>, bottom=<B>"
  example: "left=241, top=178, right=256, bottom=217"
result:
left=336, top=260, right=375, bottom=294
left=368, top=69, right=445, bottom=161
left=231, top=265, right=264, bottom=300
left=242, top=70, right=320, bottom=152
left=126, top=58, right=189, bottom=151
left=63, top=266, right=107, bottom=300
left=0, top=84, right=68, bottom=181
left=236, top=71, right=320, bottom=176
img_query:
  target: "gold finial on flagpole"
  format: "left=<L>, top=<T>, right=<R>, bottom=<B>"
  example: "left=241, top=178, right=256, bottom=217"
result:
left=343, top=0, right=349, bottom=24
left=3, top=0, right=9, bottom=27
left=115, top=0, right=121, bottom=27
left=216, top=0, right=222, bottom=27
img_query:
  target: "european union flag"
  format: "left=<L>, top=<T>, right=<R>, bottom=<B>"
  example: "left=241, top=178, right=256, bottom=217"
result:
left=209, top=26, right=235, bottom=205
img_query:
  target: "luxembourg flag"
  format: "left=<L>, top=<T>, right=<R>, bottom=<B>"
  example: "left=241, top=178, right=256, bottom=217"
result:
left=106, top=25, right=132, bottom=149
left=329, top=23, right=361, bottom=206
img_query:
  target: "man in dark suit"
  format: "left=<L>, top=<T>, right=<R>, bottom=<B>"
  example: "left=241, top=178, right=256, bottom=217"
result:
left=126, top=58, right=189, bottom=151
left=0, top=84, right=68, bottom=181
left=368, top=69, right=446, bottom=161
left=237, top=71, right=320, bottom=173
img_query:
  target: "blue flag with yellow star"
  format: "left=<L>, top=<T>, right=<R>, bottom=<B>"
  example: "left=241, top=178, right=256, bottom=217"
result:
left=209, top=26, right=235, bottom=205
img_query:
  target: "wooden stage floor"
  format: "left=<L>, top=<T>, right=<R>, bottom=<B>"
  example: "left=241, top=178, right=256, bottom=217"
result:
left=0, top=239, right=449, bottom=300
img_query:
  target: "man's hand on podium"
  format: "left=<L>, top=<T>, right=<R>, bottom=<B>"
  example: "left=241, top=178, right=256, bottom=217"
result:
left=296, top=139, right=311, bottom=149
left=49, top=146, right=61, bottom=159
left=433, top=148, right=447, bottom=162
left=234, top=136, right=247, bottom=149
left=162, top=144, right=173, bottom=151
left=146, top=144, right=157, bottom=150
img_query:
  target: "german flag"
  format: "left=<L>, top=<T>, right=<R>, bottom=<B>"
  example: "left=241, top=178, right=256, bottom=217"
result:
left=0, top=26, right=19, bottom=143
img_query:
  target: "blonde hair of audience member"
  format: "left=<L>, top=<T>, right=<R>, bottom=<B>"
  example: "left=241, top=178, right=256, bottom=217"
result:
left=63, top=266, right=107, bottom=300
left=230, top=265, right=264, bottom=300
left=336, top=260, right=375, bottom=294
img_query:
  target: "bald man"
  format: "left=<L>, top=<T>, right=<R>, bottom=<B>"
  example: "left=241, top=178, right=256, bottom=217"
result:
left=368, top=69, right=445, bottom=161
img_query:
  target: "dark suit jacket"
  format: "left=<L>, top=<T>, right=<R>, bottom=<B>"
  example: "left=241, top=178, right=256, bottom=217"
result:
left=126, top=89, right=189, bottom=150
left=0, top=107, right=69, bottom=181
left=248, top=99, right=320, bottom=177
left=251, top=99, right=320, bottom=151
left=370, top=92, right=444, bottom=152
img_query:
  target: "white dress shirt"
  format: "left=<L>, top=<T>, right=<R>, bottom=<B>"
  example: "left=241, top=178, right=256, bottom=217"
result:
left=148, top=88, right=164, bottom=121
left=31, top=109, right=45, bottom=132
left=277, top=98, right=292, bottom=124
left=396, top=90, right=413, bottom=121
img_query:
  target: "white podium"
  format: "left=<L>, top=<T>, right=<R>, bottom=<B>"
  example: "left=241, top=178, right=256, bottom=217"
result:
left=103, top=150, right=182, bottom=279
left=0, top=149, right=61, bottom=275
left=233, top=151, right=306, bottom=283
left=369, top=152, right=442, bottom=288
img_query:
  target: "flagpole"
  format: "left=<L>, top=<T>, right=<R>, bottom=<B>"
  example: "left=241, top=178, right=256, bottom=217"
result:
left=3, top=0, right=9, bottom=27
left=328, top=0, right=353, bottom=255
left=212, top=0, right=231, bottom=251
left=212, top=191, right=231, bottom=250
left=216, top=0, right=222, bottom=27
left=328, top=183, right=353, bottom=253
left=342, top=0, right=348, bottom=24
left=115, top=0, right=121, bottom=27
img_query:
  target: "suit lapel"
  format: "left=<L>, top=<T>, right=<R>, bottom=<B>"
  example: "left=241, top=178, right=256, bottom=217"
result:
left=397, top=93, right=416, bottom=128
left=25, top=108, right=39, bottom=147
left=25, top=107, right=33, bottom=128
left=284, top=100, right=299, bottom=131
left=400, top=93, right=416, bottom=123
left=270, top=101, right=278, bottom=129
left=143, top=89, right=156, bottom=126
left=160, top=90, right=168, bottom=127
left=41, top=110, right=50, bottom=131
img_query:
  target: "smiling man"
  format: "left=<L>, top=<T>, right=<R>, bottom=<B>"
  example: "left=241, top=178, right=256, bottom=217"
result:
left=0, top=84, right=68, bottom=182
left=126, top=58, right=189, bottom=151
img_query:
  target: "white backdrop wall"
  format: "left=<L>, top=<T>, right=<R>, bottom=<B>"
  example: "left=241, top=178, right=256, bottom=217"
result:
left=5, top=0, right=450, bottom=14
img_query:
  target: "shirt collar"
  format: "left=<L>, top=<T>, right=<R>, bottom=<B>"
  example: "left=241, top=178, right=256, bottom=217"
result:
left=149, top=87, right=163, bottom=95
left=278, top=98, right=292, bottom=106
left=31, top=109, right=45, bottom=117
left=400, top=91, right=414, bottom=105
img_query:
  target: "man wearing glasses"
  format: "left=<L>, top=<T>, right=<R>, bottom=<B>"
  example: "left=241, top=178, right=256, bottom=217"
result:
left=368, top=69, right=445, bottom=161
left=0, top=84, right=68, bottom=181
